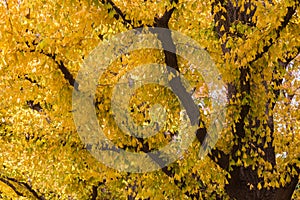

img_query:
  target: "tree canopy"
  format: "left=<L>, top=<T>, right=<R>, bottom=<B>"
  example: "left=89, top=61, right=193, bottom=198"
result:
left=0, top=0, right=299, bottom=199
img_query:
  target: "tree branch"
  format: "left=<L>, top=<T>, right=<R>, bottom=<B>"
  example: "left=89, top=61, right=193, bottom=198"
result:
left=0, top=175, right=44, bottom=199
left=40, top=51, right=78, bottom=90
left=0, top=177, right=25, bottom=197
left=152, top=4, right=230, bottom=198
left=22, top=40, right=78, bottom=90
left=90, top=181, right=104, bottom=200
left=100, top=0, right=135, bottom=27
left=249, top=3, right=298, bottom=66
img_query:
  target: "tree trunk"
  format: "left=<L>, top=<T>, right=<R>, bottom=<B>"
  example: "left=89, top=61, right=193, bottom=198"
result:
left=225, top=166, right=299, bottom=199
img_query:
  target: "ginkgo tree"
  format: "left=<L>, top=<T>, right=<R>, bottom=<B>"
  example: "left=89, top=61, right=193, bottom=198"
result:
left=0, top=0, right=299, bottom=199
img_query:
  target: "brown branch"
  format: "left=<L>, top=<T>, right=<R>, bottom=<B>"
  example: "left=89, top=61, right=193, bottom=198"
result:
left=22, top=40, right=78, bottom=90
left=151, top=6, right=207, bottom=199
left=249, top=3, right=298, bottom=66
left=101, top=0, right=132, bottom=26
left=273, top=47, right=300, bottom=102
left=153, top=7, right=200, bottom=127
left=0, top=177, right=25, bottom=197
left=40, top=51, right=78, bottom=90
left=90, top=181, right=104, bottom=200
left=152, top=4, right=231, bottom=199
left=1, top=175, right=44, bottom=199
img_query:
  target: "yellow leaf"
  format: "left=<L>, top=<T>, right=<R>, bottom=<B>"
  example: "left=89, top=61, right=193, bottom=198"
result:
left=257, top=182, right=262, bottom=190
left=220, top=25, right=225, bottom=32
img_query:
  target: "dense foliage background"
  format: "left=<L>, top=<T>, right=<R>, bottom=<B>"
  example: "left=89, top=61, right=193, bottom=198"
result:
left=0, top=0, right=299, bottom=199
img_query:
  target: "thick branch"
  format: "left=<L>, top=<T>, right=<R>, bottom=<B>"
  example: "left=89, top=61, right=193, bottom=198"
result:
left=152, top=5, right=231, bottom=198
